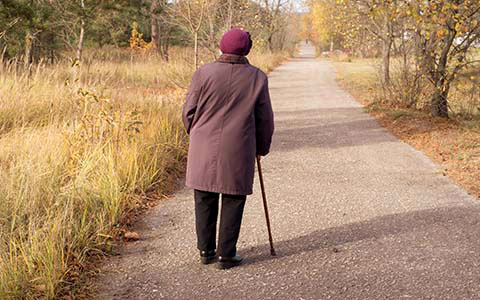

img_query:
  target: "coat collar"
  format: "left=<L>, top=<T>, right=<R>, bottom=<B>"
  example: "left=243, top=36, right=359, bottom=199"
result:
left=217, top=54, right=249, bottom=64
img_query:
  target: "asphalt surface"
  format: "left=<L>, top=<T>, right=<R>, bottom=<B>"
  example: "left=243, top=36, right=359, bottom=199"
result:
left=94, top=44, right=480, bottom=300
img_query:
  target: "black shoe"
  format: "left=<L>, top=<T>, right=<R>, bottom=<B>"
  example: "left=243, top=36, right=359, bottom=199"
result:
left=200, top=250, right=216, bottom=265
left=217, top=255, right=243, bottom=270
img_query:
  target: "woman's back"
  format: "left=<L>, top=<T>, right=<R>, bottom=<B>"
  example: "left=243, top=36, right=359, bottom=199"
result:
left=183, top=54, right=273, bottom=195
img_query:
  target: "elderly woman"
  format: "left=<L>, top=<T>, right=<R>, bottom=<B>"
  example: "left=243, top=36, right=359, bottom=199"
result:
left=182, top=28, right=274, bottom=269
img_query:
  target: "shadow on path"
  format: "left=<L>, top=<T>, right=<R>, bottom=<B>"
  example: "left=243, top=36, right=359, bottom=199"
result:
left=242, top=205, right=480, bottom=265
left=273, top=108, right=396, bottom=152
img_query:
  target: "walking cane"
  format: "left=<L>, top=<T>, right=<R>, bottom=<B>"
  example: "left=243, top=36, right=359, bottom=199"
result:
left=256, top=156, right=276, bottom=256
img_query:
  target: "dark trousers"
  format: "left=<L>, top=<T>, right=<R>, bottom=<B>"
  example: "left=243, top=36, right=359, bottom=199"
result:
left=194, top=190, right=246, bottom=257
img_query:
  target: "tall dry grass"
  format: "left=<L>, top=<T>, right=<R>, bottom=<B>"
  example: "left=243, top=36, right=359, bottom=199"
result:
left=0, top=47, right=289, bottom=299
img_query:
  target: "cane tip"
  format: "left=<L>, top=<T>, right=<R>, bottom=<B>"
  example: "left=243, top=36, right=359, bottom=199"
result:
left=270, top=249, right=277, bottom=256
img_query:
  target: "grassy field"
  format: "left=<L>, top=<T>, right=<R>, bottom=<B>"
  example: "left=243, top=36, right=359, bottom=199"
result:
left=0, top=48, right=290, bottom=299
left=333, top=59, right=480, bottom=200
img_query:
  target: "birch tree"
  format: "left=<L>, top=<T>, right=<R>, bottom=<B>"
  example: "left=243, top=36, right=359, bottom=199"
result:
left=166, top=0, right=208, bottom=69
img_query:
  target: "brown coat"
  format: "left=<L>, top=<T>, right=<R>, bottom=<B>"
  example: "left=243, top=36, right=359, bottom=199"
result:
left=182, top=54, right=274, bottom=195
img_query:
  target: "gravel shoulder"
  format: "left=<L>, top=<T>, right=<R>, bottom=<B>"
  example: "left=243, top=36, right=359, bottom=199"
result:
left=94, top=44, right=480, bottom=300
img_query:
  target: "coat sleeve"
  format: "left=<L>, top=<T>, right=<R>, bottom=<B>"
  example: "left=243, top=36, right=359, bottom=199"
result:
left=255, top=76, right=274, bottom=156
left=182, top=69, right=202, bottom=134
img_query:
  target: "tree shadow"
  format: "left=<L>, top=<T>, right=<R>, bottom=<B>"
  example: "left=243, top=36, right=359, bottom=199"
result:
left=271, top=107, right=397, bottom=152
left=241, top=205, right=480, bottom=266
left=290, top=56, right=317, bottom=61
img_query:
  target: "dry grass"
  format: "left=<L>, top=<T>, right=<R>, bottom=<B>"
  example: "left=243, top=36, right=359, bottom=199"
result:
left=249, top=49, right=291, bottom=73
left=334, top=57, right=480, bottom=118
left=333, top=59, right=480, bottom=200
left=0, top=47, right=289, bottom=299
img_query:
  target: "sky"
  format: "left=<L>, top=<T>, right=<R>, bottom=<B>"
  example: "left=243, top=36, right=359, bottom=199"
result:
left=292, top=0, right=308, bottom=13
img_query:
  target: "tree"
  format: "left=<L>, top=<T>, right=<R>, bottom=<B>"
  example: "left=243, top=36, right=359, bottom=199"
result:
left=307, top=0, right=410, bottom=83
left=337, top=0, right=408, bottom=84
left=307, top=0, right=342, bottom=51
left=410, top=0, right=480, bottom=118
left=150, top=0, right=173, bottom=60
left=76, top=0, right=86, bottom=63
left=46, top=0, right=109, bottom=64
left=0, top=0, right=57, bottom=64
left=165, top=0, right=208, bottom=69
left=259, top=0, right=291, bottom=52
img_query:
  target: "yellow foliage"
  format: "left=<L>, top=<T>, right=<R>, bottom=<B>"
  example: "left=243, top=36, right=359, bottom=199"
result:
left=310, top=1, right=335, bottom=45
left=300, top=14, right=314, bottom=41
left=129, top=22, right=155, bottom=51
left=305, top=0, right=364, bottom=50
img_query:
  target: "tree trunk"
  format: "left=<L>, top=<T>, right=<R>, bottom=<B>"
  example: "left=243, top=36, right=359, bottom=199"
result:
left=207, top=12, right=217, bottom=58
left=430, top=29, right=456, bottom=119
left=24, top=30, right=33, bottom=67
left=163, top=40, right=169, bottom=61
left=76, top=19, right=85, bottom=63
left=380, top=13, right=392, bottom=85
left=160, top=27, right=170, bottom=61
left=150, top=0, right=160, bottom=50
left=279, top=31, right=286, bottom=51
left=267, top=34, right=274, bottom=53
left=431, top=83, right=449, bottom=118
left=400, top=26, right=408, bottom=72
left=76, top=0, right=86, bottom=64
left=226, top=0, right=233, bottom=31
left=157, top=2, right=170, bottom=62
left=381, top=37, right=392, bottom=85
left=48, top=33, right=55, bottom=64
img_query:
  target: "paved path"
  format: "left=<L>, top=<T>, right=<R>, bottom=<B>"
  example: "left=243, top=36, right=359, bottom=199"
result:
left=95, top=44, right=480, bottom=300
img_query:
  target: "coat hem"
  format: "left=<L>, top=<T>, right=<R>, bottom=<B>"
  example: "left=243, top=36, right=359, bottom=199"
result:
left=186, top=183, right=252, bottom=196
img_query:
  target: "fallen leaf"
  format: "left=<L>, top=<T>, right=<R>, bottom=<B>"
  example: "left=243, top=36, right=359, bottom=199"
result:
left=124, top=231, right=140, bottom=241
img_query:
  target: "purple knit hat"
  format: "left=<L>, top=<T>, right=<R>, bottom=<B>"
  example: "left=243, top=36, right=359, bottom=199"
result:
left=220, top=28, right=253, bottom=56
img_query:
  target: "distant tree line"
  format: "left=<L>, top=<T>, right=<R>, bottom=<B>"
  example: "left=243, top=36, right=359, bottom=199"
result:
left=0, top=0, right=300, bottom=66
